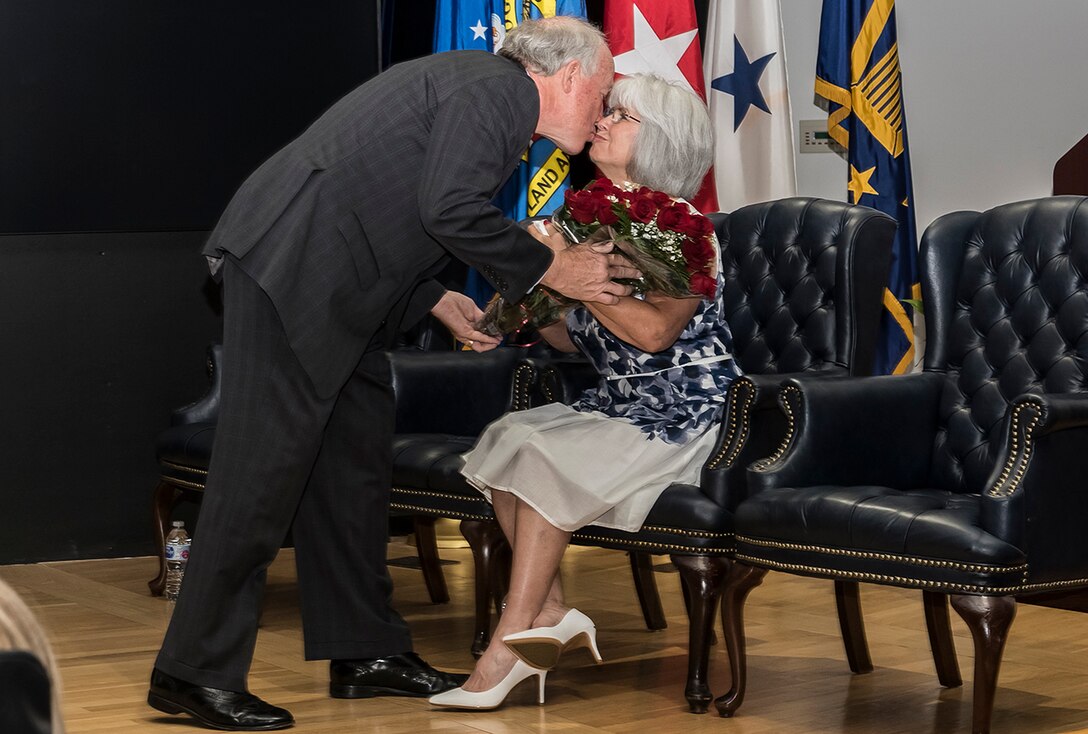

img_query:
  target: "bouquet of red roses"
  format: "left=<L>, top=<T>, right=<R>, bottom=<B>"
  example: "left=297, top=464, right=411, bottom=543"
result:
left=476, top=179, right=718, bottom=338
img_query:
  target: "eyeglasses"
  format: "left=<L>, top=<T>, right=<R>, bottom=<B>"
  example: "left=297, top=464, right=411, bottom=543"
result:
left=602, top=106, right=641, bottom=124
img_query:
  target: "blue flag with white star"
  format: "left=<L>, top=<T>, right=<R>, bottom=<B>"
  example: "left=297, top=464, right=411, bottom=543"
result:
left=703, top=0, right=796, bottom=213
left=816, top=0, right=919, bottom=375
left=434, top=0, right=586, bottom=309
left=434, top=0, right=499, bottom=53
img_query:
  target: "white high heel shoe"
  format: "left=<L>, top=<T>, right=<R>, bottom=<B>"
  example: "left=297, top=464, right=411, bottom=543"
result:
left=428, top=659, right=547, bottom=710
left=502, top=608, right=603, bottom=669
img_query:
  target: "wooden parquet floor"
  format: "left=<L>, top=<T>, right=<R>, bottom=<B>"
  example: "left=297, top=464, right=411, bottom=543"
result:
left=3, top=542, right=1088, bottom=733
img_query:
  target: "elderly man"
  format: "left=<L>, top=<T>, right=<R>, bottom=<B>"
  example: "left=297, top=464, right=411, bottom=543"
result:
left=148, top=16, right=627, bottom=732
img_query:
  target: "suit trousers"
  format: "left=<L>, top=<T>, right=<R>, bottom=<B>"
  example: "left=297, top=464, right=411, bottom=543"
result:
left=155, top=258, right=412, bottom=692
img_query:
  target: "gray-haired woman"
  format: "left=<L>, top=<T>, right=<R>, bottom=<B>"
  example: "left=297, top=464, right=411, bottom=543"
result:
left=430, top=73, right=742, bottom=710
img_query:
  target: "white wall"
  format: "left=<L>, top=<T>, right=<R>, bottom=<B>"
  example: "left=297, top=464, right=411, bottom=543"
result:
left=780, top=0, right=1088, bottom=231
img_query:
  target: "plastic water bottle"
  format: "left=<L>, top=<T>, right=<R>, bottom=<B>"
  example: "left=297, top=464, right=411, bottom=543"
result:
left=164, top=521, right=191, bottom=602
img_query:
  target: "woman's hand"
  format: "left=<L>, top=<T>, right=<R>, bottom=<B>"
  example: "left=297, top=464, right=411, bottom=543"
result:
left=429, top=291, right=502, bottom=352
left=528, top=219, right=568, bottom=253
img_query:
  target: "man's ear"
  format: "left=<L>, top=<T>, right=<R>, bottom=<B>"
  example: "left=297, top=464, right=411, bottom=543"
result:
left=561, top=60, right=580, bottom=92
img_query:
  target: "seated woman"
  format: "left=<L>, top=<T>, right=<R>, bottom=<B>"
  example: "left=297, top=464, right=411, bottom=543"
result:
left=430, top=73, right=741, bottom=709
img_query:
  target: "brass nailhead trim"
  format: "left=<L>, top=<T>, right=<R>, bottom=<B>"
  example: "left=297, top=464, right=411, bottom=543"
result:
left=161, top=475, right=206, bottom=491
left=735, top=553, right=1088, bottom=596
left=388, top=502, right=493, bottom=522
left=638, top=525, right=733, bottom=539
left=572, top=532, right=732, bottom=554
left=513, top=363, right=535, bottom=411
left=391, top=486, right=486, bottom=503
left=988, top=400, right=1042, bottom=498
left=751, top=384, right=799, bottom=471
left=161, top=460, right=208, bottom=476
left=706, top=379, right=755, bottom=469
left=737, top=536, right=1027, bottom=573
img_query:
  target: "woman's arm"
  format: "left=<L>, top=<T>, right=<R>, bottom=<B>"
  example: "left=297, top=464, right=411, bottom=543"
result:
left=583, top=292, right=700, bottom=353
left=537, top=319, right=579, bottom=352
left=529, top=220, right=699, bottom=353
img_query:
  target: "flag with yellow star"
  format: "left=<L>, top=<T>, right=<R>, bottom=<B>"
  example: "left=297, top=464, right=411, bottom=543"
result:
left=816, top=0, right=919, bottom=375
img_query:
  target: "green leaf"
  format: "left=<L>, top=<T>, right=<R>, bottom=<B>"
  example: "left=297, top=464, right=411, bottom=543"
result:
left=900, top=298, right=923, bottom=315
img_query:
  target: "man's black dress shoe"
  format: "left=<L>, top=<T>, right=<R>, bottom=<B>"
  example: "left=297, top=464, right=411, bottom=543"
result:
left=148, top=668, right=294, bottom=731
left=329, top=652, right=469, bottom=698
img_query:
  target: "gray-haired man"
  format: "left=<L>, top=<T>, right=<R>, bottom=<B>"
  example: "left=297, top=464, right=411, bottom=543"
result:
left=148, top=16, right=632, bottom=731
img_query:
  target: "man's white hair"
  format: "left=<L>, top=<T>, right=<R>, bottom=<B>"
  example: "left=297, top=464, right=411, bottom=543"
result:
left=498, top=16, right=608, bottom=77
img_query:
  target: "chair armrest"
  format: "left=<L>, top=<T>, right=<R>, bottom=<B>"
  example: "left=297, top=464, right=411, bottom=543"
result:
left=170, top=343, right=222, bottom=426
left=387, top=347, right=523, bottom=436
left=700, top=368, right=849, bottom=509
left=748, top=371, right=945, bottom=493
left=982, top=393, right=1088, bottom=574
left=530, top=355, right=598, bottom=406
left=740, top=368, right=850, bottom=409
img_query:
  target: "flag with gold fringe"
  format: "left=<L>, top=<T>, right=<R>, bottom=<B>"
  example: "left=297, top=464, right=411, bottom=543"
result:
left=816, top=0, right=919, bottom=374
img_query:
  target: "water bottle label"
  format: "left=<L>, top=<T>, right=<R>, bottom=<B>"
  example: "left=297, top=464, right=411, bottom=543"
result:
left=165, top=543, right=191, bottom=561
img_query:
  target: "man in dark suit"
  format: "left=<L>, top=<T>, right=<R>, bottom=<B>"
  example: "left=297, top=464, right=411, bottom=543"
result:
left=147, top=16, right=631, bottom=731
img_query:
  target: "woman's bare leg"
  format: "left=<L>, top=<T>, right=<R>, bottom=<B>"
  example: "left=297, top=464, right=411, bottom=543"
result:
left=462, top=494, right=572, bottom=691
left=491, top=489, right=566, bottom=619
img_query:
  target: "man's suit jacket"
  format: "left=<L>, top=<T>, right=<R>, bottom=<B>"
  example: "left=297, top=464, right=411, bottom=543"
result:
left=204, top=51, right=555, bottom=398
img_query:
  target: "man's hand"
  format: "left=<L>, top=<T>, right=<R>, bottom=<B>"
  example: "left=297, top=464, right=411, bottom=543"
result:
left=430, top=291, right=502, bottom=352
left=539, top=241, right=642, bottom=305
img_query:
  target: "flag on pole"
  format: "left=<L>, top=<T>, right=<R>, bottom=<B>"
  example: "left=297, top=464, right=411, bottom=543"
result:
left=703, top=0, right=796, bottom=212
left=604, top=0, right=718, bottom=213
left=816, top=0, right=919, bottom=375
left=434, top=0, right=586, bottom=307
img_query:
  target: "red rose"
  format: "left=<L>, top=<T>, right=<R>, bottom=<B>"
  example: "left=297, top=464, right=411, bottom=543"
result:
left=651, top=190, right=673, bottom=207
left=565, top=189, right=598, bottom=224
left=681, top=237, right=716, bottom=269
left=587, top=178, right=620, bottom=197
left=690, top=271, right=717, bottom=300
left=629, top=195, right=658, bottom=223
left=595, top=196, right=619, bottom=225
left=674, top=209, right=718, bottom=238
left=655, top=203, right=687, bottom=231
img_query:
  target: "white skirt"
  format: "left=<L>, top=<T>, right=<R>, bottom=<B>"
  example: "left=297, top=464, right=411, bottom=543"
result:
left=460, top=402, right=719, bottom=533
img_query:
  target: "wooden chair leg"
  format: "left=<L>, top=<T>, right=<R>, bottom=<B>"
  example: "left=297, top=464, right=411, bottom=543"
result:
left=671, top=554, right=730, bottom=714
left=147, top=480, right=180, bottom=596
left=629, top=552, right=667, bottom=631
left=835, top=580, right=873, bottom=674
left=924, top=590, right=962, bottom=687
left=714, top=562, right=767, bottom=718
left=460, top=518, right=506, bottom=658
left=950, top=594, right=1016, bottom=734
left=679, top=568, right=717, bottom=645
left=411, top=517, right=449, bottom=604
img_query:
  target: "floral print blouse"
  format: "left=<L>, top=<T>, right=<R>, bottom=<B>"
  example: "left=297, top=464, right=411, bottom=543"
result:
left=566, top=229, right=742, bottom=445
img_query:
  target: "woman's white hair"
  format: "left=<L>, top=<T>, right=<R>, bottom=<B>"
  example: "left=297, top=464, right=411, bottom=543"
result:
left=498, top=16, right=608, bottom=77
left=611, top=74, right=714, bottom=200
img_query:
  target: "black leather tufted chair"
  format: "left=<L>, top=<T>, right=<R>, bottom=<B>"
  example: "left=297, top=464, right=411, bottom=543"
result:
left=147, top=319, right=473, bottom=600
left=385, top=346, right=534, bottom=655
left=525, top=197, right=896, bottom=712
left=728, top=196, right=1088, bottom=732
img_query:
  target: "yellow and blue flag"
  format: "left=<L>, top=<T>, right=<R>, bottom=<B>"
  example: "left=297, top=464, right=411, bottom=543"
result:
left=434, top=0, right=586, bottom=307
left=816, top=0, right=919, bottom=375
